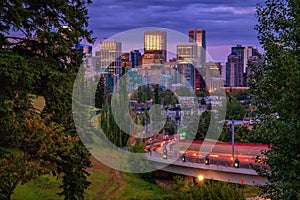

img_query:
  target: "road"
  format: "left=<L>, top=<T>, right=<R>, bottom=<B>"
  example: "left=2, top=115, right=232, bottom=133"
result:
left=146, top=140, right=268, bottom=168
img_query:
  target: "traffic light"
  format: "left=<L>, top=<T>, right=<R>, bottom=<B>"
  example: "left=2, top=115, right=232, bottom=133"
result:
left=205, top=155, right=210, bottom=165
left=181, top=131, right=186, bottom=138
left=182, top=153, right=186, bottom=162
left=163, top=146, right=167, bottom=159
left=234, top=158, right=240, bottom=168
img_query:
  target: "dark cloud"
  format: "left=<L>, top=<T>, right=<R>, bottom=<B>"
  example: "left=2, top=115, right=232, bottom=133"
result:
left=87, top=0, right=264, bottom=61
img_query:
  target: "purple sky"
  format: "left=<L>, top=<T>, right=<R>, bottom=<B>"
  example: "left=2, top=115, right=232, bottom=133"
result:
left=87, top=0, right=264, bottom=62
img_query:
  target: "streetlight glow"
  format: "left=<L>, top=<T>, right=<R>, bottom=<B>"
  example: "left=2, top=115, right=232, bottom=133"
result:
left=198, top=175, right=204, bottom=181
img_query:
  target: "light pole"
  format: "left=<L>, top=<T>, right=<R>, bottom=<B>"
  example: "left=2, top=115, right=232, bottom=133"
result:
left=150, top=120, right=153, bottom=156
left=143, top=119, right=147, bottom=143
left=231, top=119, right=235, bottom=159
left=176, top=111, right=181, bottom=144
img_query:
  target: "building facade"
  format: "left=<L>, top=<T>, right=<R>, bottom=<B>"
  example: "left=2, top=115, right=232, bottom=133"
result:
left=188, top=29, right=206, bottom=64
left=130, top=50, right=141, bottom=68
left=226, top=51, right=244, bottom=87
left=226, top=45, right=261, bottom=87
left=188, top=29, right=206, bottom=90
left=142, top=31, right=167, bottom=65
left=99, top=41, right=122, bottom=75
left=176, top=43, right=198, bottom=89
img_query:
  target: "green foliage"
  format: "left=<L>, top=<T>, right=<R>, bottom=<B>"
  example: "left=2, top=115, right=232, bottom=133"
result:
left=131, top=86, right=152, bottom=103
left=159, top=89, right=179, bottom=106
left=219, top=126, right=250, bottom=143
left=172, top=176, right=193, bottom=199
left=207, top=102, right=212, bottom=110
left=153, top=87, right=160, bottom=104
left=129, top=139, right=145, bottom=154
left=172, top=177, right=245, bottom=200
left=230, top=90, right=251, bottom=101
left=128, top=140, right=153, bottom=179
left=226, top=98, right=247, bottom=120
left=13, top=171, right=174, bottom=200
left=194, top=111, right=211, bottom=140
left=163, top=118, right=177, bottom=135
left=100, top=101, right=130, bottom=148
left=196, top=90, right=209, bottom=97
left=175, top=86, right=192, bottom=96
left=0, top=0, right=94, bottom=199
left=251, top=0, right=300, bottom=199
left=12, top=175, right=62, bottom=200
left=95, top=76, right=105, bottom=109
left=200, top=98, right=206, bottom=105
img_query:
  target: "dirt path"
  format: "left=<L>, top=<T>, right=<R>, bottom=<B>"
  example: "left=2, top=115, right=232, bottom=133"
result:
left=88, top=156, right=124, bottom=200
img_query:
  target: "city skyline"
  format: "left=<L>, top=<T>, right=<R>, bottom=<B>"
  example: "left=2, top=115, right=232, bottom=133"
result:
left=87, top=0, right=264, bottom=62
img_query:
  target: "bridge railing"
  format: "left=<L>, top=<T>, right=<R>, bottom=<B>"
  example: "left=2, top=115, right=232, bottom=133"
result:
left=146, top=151, right=269, bottom=170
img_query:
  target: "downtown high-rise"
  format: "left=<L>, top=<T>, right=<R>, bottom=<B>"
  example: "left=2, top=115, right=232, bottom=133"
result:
left=188, top=29, right=206, bottom=90
left=99, top=41, right=122, bottom=75
left=226, top=45, right=261, bottom=87
left=142, top=31, right=167, bottom=65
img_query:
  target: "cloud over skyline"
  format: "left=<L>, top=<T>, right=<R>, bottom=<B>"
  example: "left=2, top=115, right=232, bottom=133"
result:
left=87, top=0, right=263, bottom=62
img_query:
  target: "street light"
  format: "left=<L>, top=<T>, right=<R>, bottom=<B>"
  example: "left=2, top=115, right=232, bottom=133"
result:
left=205, top=155, right=210, bottom=165
left=182, top=153, right=186, bottom=162
left=231, top=119, right=235, bottom=159
left=198, top=175, right=204, bottom=181
left=175, top=111, right=181, bottom=144
left=234, top=158, right=240, bottom=168
left=163, top=145, right=167, bottom=159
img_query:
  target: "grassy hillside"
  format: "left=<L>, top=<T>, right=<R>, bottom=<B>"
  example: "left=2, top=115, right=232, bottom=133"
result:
left=12, top=157, right=174, bottom=200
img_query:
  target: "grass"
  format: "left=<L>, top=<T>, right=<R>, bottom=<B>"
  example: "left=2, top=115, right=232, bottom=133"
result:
left=114, top=173, right=174, bottom=200
left=11, top=169, right=259, bottom=200
left=11, top=152, right=259, bottom=200
left=12, top=175, right=62, bottom=200
left=12, top=173, right=174, bottom=200
left=11, top=156, right=175, bottom=200
left=243, top=185, right=260, bottom=198
left=84, top=172, right=110, bottom=199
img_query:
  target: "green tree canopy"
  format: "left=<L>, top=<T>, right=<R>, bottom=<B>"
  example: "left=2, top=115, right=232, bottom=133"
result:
left=0, top=0, right=94, bottom=199
left=226, top=98, right=247, bottom=120
left=251, top=0, right=300, bottom=199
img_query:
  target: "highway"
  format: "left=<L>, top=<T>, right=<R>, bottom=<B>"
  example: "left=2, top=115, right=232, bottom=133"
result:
left=146, top=139, right=268, bottom=169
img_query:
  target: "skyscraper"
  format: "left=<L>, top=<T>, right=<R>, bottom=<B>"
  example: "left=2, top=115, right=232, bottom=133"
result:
left=99, top=41, right=122, bottom=75
left=188, top=29, right=206, bottom=64
left=121, top=53, right=132, bottom=74
left=188, top=29, right=207, bottom=90
left=226, top=51, right=244, bottom=87
left=176, top=43, right=198, bottom=89
left=130, top=50, right=141, bottom=68
left=226, top=45, right=262, bottom=87
left=142, top=31, right=167, bottom=65
left=231, top=44, right=247, bottom=73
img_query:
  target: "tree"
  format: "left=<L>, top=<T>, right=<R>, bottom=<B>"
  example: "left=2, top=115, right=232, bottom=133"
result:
left=160, top=89, right=179, bottom=106
left=172, top=177, right=244, bottom=200
left=251, top=0, right=300, bottom=199
left=153, top=87, right=160, bottom=104
left=131, top=86, right=152, bottom=103
left=226, top=98, right=247, bottom=120
left=100, top=100, right=130, bottom=148
left=0, top=0, right=94, bottom=199
left=128, top=139, right=153, bottom=179
left=175, top=86, right=192, bottom=96
left=95, top=76, right=105, bottom=108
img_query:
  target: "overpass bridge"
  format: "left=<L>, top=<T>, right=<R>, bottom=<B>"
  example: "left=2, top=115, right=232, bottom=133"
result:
left=144, top=145, right=268, bottom=186
left=146, top=152, right=267, bottom=185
